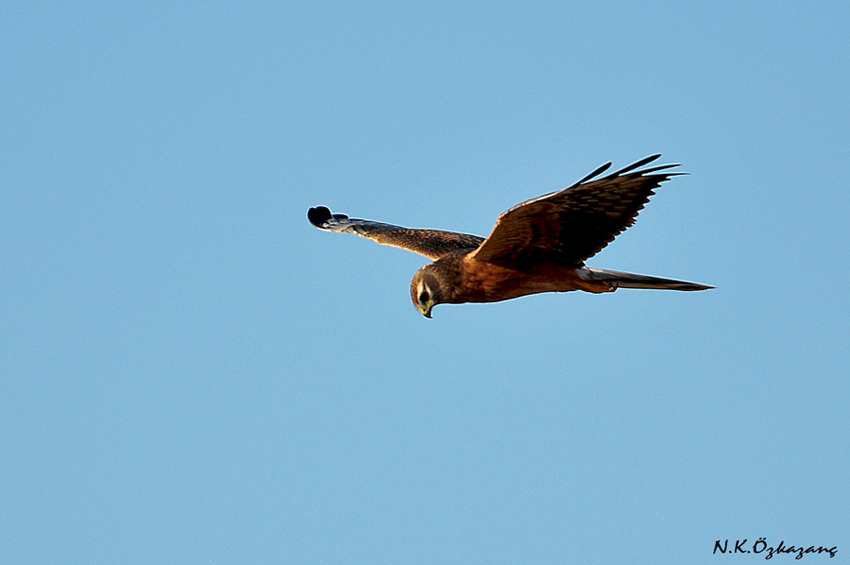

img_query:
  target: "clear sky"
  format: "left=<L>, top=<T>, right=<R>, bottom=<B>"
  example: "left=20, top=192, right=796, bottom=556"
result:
left=2, top=1, right=848, bottom=563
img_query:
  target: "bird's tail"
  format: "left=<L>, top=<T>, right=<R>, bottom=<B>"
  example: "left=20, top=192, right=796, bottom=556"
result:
left=587, top=267, right=713, bottom=291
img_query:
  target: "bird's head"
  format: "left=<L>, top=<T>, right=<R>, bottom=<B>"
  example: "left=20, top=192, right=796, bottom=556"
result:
left=410, top=265, right=445, bottom=318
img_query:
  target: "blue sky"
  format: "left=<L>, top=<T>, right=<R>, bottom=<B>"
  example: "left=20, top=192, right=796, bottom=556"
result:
left=2, top=1, right=848, bottom=563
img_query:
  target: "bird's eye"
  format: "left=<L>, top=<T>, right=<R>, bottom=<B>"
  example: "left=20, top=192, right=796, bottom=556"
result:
left=419, top=291, right=430, bottom=304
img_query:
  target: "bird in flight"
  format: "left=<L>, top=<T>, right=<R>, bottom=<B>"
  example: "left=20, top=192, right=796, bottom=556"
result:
left=308, top=155, right=712, bottom=317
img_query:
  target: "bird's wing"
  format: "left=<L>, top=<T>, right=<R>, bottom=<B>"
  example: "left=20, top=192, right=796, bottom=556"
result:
left=467, top=155, right=684, bottom=271
left=308, top=206, right=485, bottom=260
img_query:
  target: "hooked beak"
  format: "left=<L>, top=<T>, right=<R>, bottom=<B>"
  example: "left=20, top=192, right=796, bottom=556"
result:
left=419, top=304, right=433, bottom=318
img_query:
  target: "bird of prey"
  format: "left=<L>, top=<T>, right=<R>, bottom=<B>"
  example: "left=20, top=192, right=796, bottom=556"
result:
left=308, top=155, right=712, bottom=317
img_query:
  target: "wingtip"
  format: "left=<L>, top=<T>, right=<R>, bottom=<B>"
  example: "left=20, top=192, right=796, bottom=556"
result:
left=678, top=282, right=715, bottom=291
left=576, top=154, right=676, bottom=186
left=307, top=206, right=332, bottom=228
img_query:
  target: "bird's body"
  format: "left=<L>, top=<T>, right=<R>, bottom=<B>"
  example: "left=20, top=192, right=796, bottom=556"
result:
left=308, top=155, right=712, bottom=317
left=420, top=254, right=608, bottom=303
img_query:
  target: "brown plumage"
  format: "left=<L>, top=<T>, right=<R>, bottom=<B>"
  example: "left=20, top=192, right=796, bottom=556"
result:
left=308, top=155, right=712, bottom=317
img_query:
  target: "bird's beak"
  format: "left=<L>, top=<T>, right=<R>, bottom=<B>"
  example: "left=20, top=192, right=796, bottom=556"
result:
left=419, top=303, right=433, bottom=318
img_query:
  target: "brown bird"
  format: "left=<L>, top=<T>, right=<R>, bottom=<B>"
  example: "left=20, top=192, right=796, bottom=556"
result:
left=308, top=155, right=712, bottom=317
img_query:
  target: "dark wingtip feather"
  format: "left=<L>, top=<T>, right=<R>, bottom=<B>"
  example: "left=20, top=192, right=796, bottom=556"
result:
left=606, top=154, right=663, bottom=178
left=571, top=161, right=612, bottom=187
left=673, top=282, right=715, bottom=291
left=307, top=206, right=333, bottom=228
left=633, top=163, right=683, bottom=176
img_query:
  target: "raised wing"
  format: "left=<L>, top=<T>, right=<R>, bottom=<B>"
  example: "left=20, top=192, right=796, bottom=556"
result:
left=468, top=155, right=684, bottom=271
left=308, top=206, right=484, bottom=260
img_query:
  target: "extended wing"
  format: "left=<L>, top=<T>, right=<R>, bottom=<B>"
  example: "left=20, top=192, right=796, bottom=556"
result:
left=468, top=155, right=684, bottom=271
left=307, top=206, right=484, bottom=260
